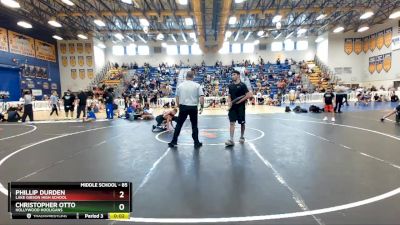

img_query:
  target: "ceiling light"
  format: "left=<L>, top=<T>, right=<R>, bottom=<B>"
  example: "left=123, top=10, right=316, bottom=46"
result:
left=228, top=16, right=237, bottom=25
left=185, top=18, right=193, bottom=26
left=244, top=31, right=252, bottom=41
left=48, top=20, right=62, bottom=28
left=316, top=14, right=326, bottom=20
left=17, top=21, right=32, bottom=29
left=181, top=33, right=187, bottom=43
left=52, top=35, right=63, bottom=40
left=389, top=11, right=400, bottom=19
left=357, top=26, right=369, bottom=32
left=1, top=0, right=20, bottom=8
left=121, top=0, right=132, bottom=4
left=61, top=0, right=74, bottom=6
left=161, top=42, right=167, bottom=48
left=235, top=0, right=246, bottom=3
left=94, top=19, right=106, bottom=27
left=276, top=21, right=282, bottom=29
left=297, top=28, right=307, bottom=34
left=178, top=0, right=187, bottom=5
left=272, top=15, right=282, bottom=23
left=143, top=26, right=149, bottom=33
left=333, top=26, right=344, bottom=33
left=315, top=37, right=324, bottom=43
left=253, top=40, right=260, bottom=45
left=257, top=30, right=264, bottom=36
left=114, top=33, right=124, bottom=40
left=156, top=33, right=164, bottom=40
left=139, top=18, right=149, bottom=27
left=97, top=43, right=106, bottom=49
left=77, top=34, right=88, bottom=39
left=360, top=11, right=374, bottom=20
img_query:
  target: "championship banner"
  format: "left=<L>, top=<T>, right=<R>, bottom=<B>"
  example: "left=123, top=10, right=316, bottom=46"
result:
left=376, top=31, right=384, bottom=49
left=35, top=39, right=56, bottom=62
left=363, top=36, right=369, bottom=53
left=87, top=69, right=94, bottom=79
left=60, top=43, right=67, bottom=54
left=354, top=38, right=362, bottom=55
left=86, top=56, right=93, bottom=67
left=376, top=55, right=383, bottom=73
left=70, top=56, right=76, bottom=67
left=383, top=53, right=392, bottom=72
left=78, top=56, right=84, bottom=67
left=344, top=38, right=353, bottom=55
left=85, top=43, right=92, bottom=54
left=369, top=33, right=376, bottom=51
left=0, top=27, right=8, bottom=52
left=42, top=67, right=48, bottom=79
left=369, top=57, right=376, bottom=74
left=77, top=43, right=83, bottom=54
left=384, top=28, right=392, bottom=48
left=71, top=69, right=77, bottom=80
left=79, top=69, right=85, bottom=79
left=68, top=43, right=75, bottom=54
left=62, top=56, right=68, bottom=67
left=8, top=30, right=35, bottom=57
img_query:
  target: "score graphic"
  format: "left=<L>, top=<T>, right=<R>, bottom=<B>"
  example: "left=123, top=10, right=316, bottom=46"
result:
left=8, top=182, right=132, bottom=220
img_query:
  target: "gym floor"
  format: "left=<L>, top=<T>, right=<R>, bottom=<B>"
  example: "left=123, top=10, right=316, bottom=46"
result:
left=0, top=104, right=400, bottom=225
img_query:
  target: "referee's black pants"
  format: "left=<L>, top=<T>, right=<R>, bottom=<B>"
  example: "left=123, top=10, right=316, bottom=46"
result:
left=334, top=94, right=344, bottom=112
left=22, top=104, right=33, bottom=122
left=171, top=105, right=200, bottom=144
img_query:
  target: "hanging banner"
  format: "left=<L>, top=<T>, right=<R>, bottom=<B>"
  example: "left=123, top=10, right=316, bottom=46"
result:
left=42, top=67, right=48, bottom=79
left=36, top=67, right=44, bottom=79
left=85, top=43, right=92, bottom=54
left=376, top=31, right=384, bottom=49
left=392, top=37, right=400, bottom=51
left=0, top=27, right=8, bottom=52
left=77, top=43, right=84, bottom=54
left=70, top=56, right=76, bottom=67
left=344, top=38, right=353, bottom=55
left=71, top=69, right=77, bottom=80
left=354, top=38, right=362, bottom=55
left=87, top=69, right=94, bottom=79
left=35, top=39, right=56, bottom=62
left=86, top=56, right=93, bottom=67
left=79, top=69, right=85, bottom=80
left=376, top=55, right=383, bottom=73
left=383, top=53, right=392, bottom=72
left=369, top=33, right=376, bottom=51
left=78, top=56, right=84, bottom=66
left=68, top=43, right=75, bottom=54
left=363, top=36, right=369, bottom=53
left=384, top=28, right=392, bottom=48
left=62, top=56, right=68, bottom=67
left=369, top=57, right=376, bottom=74
left=8, top=30, right=35, bottom=57
left=60, top=43, right=67, bottom=54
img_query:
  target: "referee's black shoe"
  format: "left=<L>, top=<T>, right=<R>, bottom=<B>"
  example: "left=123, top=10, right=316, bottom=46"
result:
left=168, top=142, right=177, bottom=148
left=194, top=142, right=203, bottom=148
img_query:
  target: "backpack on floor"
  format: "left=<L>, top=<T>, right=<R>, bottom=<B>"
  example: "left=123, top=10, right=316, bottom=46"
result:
left=285, top=106, right=291, bottom=112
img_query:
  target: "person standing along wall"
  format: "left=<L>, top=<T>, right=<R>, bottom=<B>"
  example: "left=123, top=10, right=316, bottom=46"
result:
left=49, top=91, right=59, bottom=117
left=76, top=90, right=88, bottom=119
left=21, top=90, right=33, bottom=122
left=104, top=88, right=114, bottom=119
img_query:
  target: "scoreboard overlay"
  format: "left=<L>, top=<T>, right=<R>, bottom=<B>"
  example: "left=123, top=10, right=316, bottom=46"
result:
left=8, top=182, right=132, bottom=220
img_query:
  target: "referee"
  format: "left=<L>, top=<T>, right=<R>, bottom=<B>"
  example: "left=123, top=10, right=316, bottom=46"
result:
left=168, top=71, right=204, bottom=148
